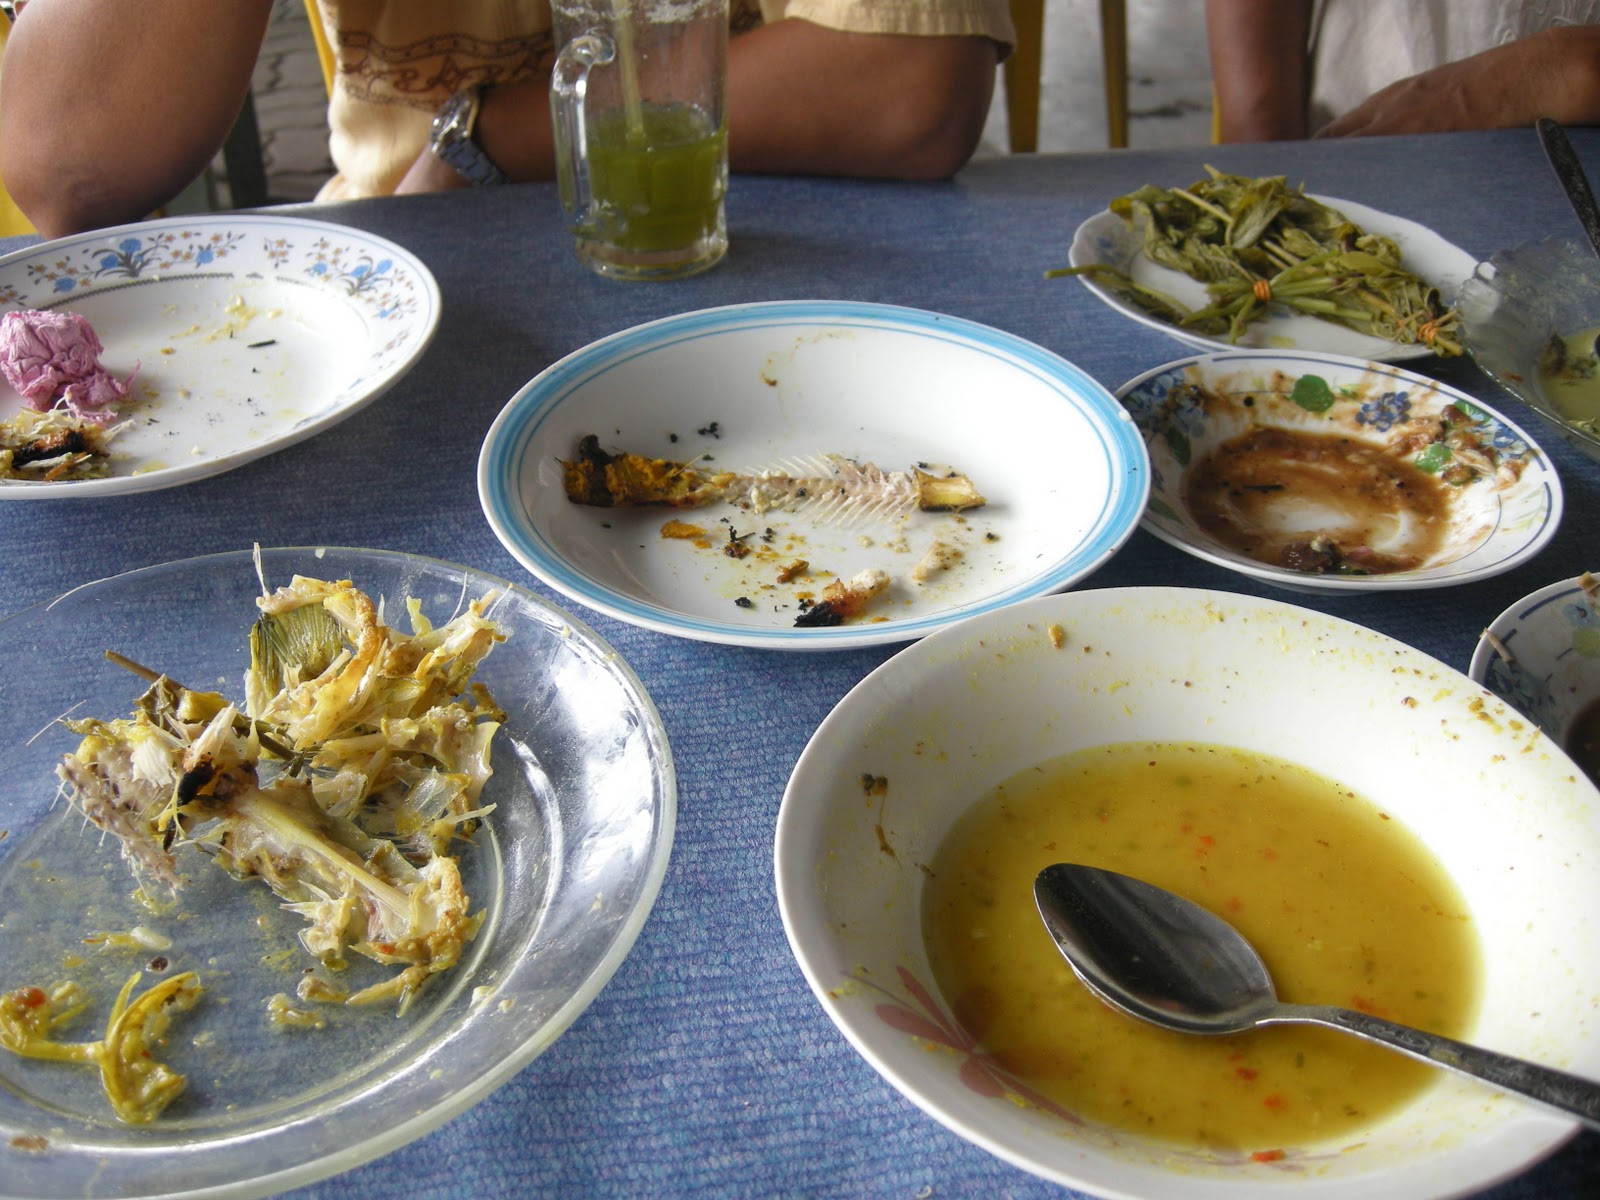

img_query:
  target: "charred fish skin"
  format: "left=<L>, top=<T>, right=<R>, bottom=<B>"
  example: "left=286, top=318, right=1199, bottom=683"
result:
left=793, top=568, right=892, bottom=628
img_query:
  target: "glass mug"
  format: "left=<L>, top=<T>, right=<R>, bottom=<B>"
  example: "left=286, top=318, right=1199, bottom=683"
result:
left=550, top=0, right=729, bottom=281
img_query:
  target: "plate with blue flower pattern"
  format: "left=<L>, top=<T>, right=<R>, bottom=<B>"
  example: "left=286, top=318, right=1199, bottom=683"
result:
left=0, top=214, right=440, bottom=498
left=1115, top=350, right=1563, bottom=594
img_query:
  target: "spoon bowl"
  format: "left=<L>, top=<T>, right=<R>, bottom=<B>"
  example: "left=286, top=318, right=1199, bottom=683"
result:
left=1035, top=862, right=1600, bottom=1130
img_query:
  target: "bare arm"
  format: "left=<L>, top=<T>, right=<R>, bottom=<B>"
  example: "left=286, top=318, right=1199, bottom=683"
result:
left=1318, top=24, right=1600, bottom=137
left=1205, top=0, right=1312, bottom=142
left=1, top=0, right=276, bottom=238
left=397, top=18, right=1001, bottom=193
left=724, top=19, right=1000, bottom=179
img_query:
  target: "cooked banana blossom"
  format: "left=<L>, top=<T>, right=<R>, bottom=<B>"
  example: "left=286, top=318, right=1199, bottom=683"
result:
left=55, top=574, right=507, bottom=1016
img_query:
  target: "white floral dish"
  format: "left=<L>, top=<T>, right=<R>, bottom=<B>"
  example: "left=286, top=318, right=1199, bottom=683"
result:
left=1068, top=194, right=1474, bottom=361
left=478, top=300, right=1149, bottom=650
left=0, top=215, right=441, bottom=497
left=0, top=547, right=675, bottom=1199
left=776, top=586, right=1600, bottom=1200
left=1115, top=349, right=1562, bottom=595
left=1468, top=572, right=1600, bottom=786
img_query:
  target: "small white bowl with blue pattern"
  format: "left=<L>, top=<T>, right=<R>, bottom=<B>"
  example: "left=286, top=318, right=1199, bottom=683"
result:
left=1469, top=572, right=1600, bottom=786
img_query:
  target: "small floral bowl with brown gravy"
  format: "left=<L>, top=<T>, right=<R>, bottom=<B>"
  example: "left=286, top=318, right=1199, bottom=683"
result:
left=1115, top=350, right=1563, bottom=595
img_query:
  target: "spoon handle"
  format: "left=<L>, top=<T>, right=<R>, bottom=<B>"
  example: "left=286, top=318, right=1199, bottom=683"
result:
left=1270, top=1003, right=1600, bottom=1131
left=1537, top=117, right=1600, bottom=260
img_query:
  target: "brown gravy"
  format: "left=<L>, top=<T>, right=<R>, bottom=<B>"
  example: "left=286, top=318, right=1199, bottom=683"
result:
left=1184, top=427, right=1451, bottom=574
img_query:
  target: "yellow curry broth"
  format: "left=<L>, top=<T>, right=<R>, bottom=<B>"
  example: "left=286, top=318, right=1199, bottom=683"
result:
left=921, top=741, right=1481, bottom=1152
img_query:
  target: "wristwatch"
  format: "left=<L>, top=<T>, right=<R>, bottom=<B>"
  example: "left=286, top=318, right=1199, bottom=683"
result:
left=429, top=87, right=511, bottom=186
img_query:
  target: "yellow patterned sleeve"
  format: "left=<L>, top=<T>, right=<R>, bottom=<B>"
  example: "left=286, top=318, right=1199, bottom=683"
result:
left=758, top=0, right=1015, bottom=51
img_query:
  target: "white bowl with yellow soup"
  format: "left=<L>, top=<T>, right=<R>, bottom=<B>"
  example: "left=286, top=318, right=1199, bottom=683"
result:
left=774, top=586, right=1600, bottom=1199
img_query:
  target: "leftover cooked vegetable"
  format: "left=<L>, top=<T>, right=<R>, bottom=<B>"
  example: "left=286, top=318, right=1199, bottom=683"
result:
left=1, top=973, right=202, bottom=1124
left=56, top=572, right=507, bottom=1018
left=0, top=405, right=124, bottom=481
left=1051, top=168, right=1461, bottom=355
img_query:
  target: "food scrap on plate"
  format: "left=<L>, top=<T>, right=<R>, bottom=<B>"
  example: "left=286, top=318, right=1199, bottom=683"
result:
left=562, top=434, right=990, bottom=628
left=1, top=973, right=202, bottom=1124
left=3, top=571, right=509, bottom=1121
left=0, top=309, right=139, bottom=480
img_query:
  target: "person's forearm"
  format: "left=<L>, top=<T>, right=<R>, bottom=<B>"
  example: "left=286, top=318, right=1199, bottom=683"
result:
left=726, top=20, right=998, bottom=179
left=476, top=78, right=557, bottom=183
left=456, top=19, right=999, bottom=186
left=1, top=0, right=275, bottom=237
left=1206, top=0, right=1312, bottom=141
left=1543, top=24, right=1600, bottom=126
left=1317, top=24, right=1600, bottom=138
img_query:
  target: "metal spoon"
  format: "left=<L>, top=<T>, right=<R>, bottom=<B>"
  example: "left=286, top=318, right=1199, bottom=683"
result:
left=1537, top=116, right=1600, bottom=262
left=1033, top=862, right=1600, bottom=1130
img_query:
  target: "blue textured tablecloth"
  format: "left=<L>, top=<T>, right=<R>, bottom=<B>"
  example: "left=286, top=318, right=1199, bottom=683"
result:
left=1, top=129, right=1597, bottom=1198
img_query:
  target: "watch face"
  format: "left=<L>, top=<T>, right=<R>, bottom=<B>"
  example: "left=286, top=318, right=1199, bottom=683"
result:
left=434, top=91, right=472, bottom=141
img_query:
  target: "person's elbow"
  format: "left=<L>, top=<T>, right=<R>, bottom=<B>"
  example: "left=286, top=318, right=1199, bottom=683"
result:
left=874, top=43, right=998, bottom=179
left=3, top=150, right=169, bottom=240
left=880, top=90, right=994, bottom=179
left=0, top=116, right=200, bottom=240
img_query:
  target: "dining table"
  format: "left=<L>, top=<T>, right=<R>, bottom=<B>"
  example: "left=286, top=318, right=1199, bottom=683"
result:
left=2, top=125, right=1598, bottom=1200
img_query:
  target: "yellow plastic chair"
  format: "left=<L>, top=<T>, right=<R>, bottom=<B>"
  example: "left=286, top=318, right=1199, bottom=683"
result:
left=1006, top=0, right=1128, bottom=153
left=0, top=12, right=37, bottom=235
left=1006, top=0, right=1044, bottom=152
left=1101, top=0, right=1128, bottom=149
left=304, top=0, right=335, bottom=97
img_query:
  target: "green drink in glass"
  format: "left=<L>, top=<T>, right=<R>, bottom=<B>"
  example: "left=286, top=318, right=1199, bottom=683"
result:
left=551, top=0, right=730, bottom=281
left=587, top=103, right=727, bottom=260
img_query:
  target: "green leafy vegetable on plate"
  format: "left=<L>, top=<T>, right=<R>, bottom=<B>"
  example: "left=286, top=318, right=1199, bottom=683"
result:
left=1051, top=168, right=1462, bottom=357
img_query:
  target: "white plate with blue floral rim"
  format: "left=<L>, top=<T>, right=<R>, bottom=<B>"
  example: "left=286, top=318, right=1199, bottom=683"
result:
left=1115, top=349, right=1563, bottom=595
left=1068, top=195, right=1475, bottom=362
left=478, top=300, right=1151, bottom=651
left=0, top=214, right=440, bottom=498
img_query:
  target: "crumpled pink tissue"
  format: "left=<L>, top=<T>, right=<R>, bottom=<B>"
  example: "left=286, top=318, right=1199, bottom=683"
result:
left=0, top=309, right=137, bottom=423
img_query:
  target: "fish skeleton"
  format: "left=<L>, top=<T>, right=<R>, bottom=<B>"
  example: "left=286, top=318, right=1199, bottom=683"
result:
left=560, top=434, right=986, bottom=526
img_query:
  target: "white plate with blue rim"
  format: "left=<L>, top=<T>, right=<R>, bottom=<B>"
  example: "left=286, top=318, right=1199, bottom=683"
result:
left=478, top=301, right=1150, bottom=650
left=1115, top=349, right=1563, bottom=595
left=0, top=214, right=440, bottom=497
